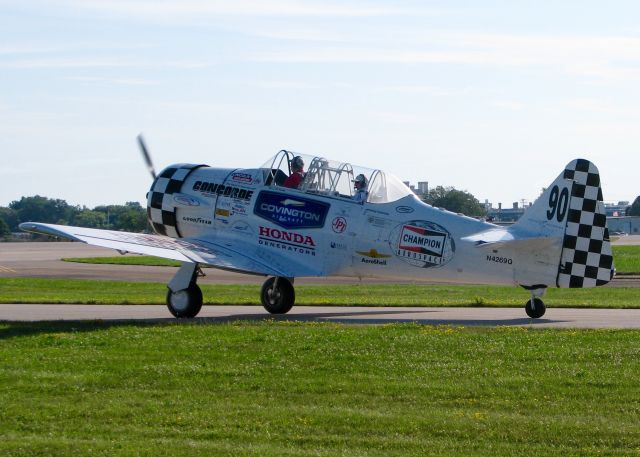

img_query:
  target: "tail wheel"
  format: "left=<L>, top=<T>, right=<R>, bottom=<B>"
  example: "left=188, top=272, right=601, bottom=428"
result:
left=525, top=297, right=546, bottom=319
left=167, top=283, right=203, bottom=318
left=261, top=277, right=295, bottom=314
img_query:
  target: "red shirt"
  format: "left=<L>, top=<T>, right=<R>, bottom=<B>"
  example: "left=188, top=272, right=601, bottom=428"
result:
left=283, top=171, right=304, bottom=188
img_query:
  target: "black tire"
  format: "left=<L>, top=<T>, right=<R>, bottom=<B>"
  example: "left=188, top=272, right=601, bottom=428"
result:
left=166, top=283, right=203, bottom=318
left=525, top=297, right=546, bottom=319
left=261, top=277, right=295, bottom=314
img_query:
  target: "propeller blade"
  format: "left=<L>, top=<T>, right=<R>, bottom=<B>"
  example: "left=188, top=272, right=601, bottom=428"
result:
left=137, top=133, right=157, bottom=179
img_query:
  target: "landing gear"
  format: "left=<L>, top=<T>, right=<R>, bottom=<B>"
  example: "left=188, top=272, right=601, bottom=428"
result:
left=166, top=262, right=203, bottom=318
left=261, top=276, right=295, bottom=314
left=525, top=297, right=546, bottom=319
left=523, top=286, right=547, bottom=319
left=167, top=283, right=203, bottom=318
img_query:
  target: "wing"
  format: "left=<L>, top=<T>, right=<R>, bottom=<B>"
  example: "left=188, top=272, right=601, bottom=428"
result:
left=18, top=222, right=309, bottom=277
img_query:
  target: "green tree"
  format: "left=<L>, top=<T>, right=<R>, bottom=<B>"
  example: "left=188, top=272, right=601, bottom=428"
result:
left=423, top=186, right=486, bottom=217
left=0, top=217, right=10, bottom=240
left=0, top=207, right=18, bottom=231
left=73, top=209, right=107, bottom=228
left=9, top=196, right=78, bottom=225
left=627, top=196, right=640, bottom=216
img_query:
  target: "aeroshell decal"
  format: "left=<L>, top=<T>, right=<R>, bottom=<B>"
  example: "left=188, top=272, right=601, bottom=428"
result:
left=389, top=220, right=455, bottom=268
left=254, top=191, right=330, bottom=229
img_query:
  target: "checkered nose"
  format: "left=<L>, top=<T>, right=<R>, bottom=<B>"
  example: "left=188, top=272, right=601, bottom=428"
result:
left=557, top=159, right=615, bottom=288
left=146, top=164, right=204, bottom=237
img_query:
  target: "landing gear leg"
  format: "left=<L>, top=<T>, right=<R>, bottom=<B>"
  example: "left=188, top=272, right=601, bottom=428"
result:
left=524, top=287, right=547, bottom=319
left=261, top=276, right=295, bottom=314
left=166, top=262, right=203, bottom=318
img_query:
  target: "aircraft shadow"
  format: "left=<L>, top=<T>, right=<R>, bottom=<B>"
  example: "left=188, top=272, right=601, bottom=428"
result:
left=0, top=309, right=566, bottom=339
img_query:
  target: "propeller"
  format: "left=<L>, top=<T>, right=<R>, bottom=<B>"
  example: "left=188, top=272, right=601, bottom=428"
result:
left=137, top=133, right=157, bottom=179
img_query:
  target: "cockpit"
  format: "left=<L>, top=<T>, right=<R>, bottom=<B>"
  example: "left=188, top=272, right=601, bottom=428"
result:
left=259, top=150, right=414, bottom=204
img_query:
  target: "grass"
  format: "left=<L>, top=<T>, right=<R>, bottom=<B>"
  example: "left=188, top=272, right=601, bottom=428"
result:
left=1, top=277, right=640, bottom=308
left=612, top=245, right=640, bottom=275
left=63, top=255, right=182, bottom=267
left=0, top=321, right=639, bottom=456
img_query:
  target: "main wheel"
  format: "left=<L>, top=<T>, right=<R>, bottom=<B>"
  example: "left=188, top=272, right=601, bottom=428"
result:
left=525, top=297, right=546, bottom=319
left=261, top=277, right=295, bottom=314
left=166, top=283, right=203, bottom=318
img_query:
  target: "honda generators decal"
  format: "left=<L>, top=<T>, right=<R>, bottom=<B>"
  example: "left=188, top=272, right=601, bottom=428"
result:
left=389, top=220, right=455, bottom=268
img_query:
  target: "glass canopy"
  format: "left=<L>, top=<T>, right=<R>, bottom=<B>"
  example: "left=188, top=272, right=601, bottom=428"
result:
left=259, top=150, right=413, bottom=204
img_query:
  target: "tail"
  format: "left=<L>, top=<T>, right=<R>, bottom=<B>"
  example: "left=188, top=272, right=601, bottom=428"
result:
left=513, top=159, right=615, bottom=288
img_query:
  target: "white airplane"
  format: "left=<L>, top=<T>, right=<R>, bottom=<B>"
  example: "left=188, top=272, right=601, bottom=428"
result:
left=20, top=139, right=615, bottom=319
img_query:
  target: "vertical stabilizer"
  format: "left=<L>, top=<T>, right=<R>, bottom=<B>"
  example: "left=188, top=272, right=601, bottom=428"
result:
left=556, top=159, right=614, bottom=287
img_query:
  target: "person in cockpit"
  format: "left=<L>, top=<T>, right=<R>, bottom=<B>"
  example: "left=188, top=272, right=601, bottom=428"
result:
left=283, top=156, right=305, bottom=189
left=352, top=174, right=368, bottom=203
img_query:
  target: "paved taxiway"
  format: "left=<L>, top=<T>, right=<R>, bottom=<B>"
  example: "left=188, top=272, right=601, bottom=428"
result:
left=2, top=304, right=640, bottom=328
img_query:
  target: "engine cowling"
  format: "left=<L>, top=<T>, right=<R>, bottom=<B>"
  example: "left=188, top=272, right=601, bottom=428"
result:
left=146, top=164, right=260, bottom=238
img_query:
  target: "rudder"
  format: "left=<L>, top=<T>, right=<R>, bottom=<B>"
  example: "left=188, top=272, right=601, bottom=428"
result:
left=556, top=159, right=614, bottom=288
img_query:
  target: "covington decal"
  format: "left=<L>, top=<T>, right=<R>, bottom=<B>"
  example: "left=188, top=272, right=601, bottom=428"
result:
left=258, top=226, right=316, bottom=256
left=389, top=220, right=455, bottom=268
left=193, top=181, right=254, bottom=201
left=254, top=191, right=330, bottom=229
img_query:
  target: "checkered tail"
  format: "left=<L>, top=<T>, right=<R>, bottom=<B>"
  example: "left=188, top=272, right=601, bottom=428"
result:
left=557, top=159, right=615, bottom=288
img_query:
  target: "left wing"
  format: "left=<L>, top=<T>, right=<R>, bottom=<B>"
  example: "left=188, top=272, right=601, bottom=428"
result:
left=19, top=222, right=299, bottom=277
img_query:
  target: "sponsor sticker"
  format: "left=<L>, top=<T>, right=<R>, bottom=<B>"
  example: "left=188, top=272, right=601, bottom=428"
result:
left=395, top=205, right=414, bottom=214
left=332, top=216, right=347, bottom=233
left=254, top=191, right=330, bottom=229
left=258, top=226, right=316, bottom=256
left=181, top=216, right=212, bottom=225
left=356, top=248, right=391, bottom=266
left=193, top=181, right=254, bottom=201
left=389, top=220, right=455, bottom=268
left=231, top=172, right=254, bottom=184
left=174, top=195, right=201, bottom=207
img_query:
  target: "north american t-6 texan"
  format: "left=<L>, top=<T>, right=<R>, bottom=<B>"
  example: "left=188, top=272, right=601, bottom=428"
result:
left=21, top=137, right=615, bottom=319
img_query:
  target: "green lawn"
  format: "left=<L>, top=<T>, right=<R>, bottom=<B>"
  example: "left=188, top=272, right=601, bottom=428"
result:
left=0, top=322, right=638, bottom=456
left=612, top=245, right=640, bottom=275
left=1, top=278, right=639, bottom=308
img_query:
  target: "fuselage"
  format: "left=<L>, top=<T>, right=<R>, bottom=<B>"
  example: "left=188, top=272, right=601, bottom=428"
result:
left=146, top=162, right=560, bottom=288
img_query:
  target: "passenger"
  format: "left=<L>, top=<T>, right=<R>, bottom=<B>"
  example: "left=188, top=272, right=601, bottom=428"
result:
left=283, top=156, right=305, bottom=189
left=352, top=174, right=368, bottom=203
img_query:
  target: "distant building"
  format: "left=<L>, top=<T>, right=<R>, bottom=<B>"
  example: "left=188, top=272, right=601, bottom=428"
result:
left=607, top=216, right=640, bottom=234
left=403, top=180, right=428, bottom=197
left=604, top=202, right=630, bottom=217
left=486, top=201, right=531, bottom=223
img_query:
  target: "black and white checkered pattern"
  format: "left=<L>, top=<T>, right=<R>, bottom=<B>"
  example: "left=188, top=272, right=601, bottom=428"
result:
left=557, top=159, right=614, bottom=288
left=147, top=164, right=204, bottom=237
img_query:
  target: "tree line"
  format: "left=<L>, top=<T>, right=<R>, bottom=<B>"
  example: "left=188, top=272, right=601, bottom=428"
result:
left=0, top=196, right=147, bottom=239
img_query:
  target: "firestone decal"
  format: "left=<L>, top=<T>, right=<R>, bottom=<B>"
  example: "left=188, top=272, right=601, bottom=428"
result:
left=254, top=191, right=330, bottom=229
left=258, top=226, right=316, bottom=256
left=389, top=220, right=455, bottom=268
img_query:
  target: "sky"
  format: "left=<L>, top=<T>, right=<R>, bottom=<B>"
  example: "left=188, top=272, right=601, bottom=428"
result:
left=1, top=0, right=639, bottom=209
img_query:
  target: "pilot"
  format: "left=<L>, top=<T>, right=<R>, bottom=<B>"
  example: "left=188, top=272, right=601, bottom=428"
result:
left=283, top=156, right=305, bottom=189
left=352, top=174, right=368, bottom=203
